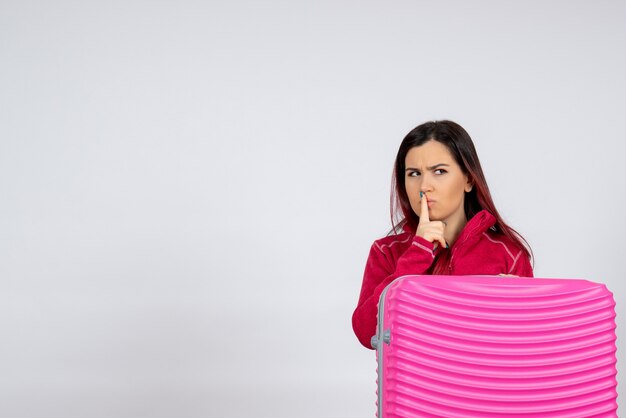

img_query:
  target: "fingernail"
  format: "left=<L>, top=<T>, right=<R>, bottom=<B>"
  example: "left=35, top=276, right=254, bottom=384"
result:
left=446, top=244, right=449, bottom=248
left=420, top=191, right=423, bottom=198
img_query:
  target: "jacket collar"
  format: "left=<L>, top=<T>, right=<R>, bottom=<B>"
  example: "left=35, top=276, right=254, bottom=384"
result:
left=452, top=209, right=497, bottom=247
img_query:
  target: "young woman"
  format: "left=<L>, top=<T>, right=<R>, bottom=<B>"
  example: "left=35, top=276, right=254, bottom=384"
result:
left=352, top=120, right=534, bottom=349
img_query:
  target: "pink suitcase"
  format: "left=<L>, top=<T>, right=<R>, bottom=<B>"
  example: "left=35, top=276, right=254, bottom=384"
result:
left=371, top=275, right=618, bottom=417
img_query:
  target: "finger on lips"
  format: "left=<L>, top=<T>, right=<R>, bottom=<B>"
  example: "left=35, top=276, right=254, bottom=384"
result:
left=419, top=192, right=449, bottom=249
left=420, top=191, right=429, bottom=222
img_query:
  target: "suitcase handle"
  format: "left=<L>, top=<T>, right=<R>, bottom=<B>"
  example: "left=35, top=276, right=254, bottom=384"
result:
left=371, top=329, right=391, bottom=349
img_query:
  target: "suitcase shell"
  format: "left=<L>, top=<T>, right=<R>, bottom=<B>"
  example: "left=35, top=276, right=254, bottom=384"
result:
left=371, top=275, right=618, bottom=417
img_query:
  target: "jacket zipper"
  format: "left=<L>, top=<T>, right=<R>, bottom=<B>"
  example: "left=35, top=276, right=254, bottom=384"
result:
left=448, top=250, right=455, bottom=273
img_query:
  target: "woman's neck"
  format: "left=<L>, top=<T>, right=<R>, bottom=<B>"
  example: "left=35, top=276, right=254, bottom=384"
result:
left=443, top=212, right=468, bottom=248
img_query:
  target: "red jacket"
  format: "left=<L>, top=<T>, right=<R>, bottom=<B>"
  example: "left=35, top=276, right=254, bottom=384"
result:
left=352, top=209, right=534, bottom=349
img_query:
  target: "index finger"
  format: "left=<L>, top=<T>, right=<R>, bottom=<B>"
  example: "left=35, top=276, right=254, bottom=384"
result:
left=420, top=192, right=430, bottom=223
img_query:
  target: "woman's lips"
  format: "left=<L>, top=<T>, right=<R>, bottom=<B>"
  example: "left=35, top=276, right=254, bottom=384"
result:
left=427, top=200, right=436, bottom=207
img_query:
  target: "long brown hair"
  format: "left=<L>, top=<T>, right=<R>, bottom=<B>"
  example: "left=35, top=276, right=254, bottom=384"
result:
left=389, top=120, right=534, bottom=273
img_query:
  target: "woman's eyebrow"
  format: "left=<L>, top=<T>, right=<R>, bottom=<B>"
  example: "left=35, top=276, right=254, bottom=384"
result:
left=405, top=163, right=450, bottom=171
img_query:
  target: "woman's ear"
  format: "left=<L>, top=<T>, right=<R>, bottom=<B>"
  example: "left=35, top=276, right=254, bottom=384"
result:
left=465, top=178, right=473, bottom=193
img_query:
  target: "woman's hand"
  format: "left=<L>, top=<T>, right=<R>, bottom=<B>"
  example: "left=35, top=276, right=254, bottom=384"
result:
left=415, top=192, right=448, bottom=250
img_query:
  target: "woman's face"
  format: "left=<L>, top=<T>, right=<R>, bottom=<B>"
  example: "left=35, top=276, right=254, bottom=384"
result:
left=404, top=140, right=473, bottom=222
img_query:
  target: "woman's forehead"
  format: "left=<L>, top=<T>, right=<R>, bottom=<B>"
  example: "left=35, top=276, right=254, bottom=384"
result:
left=405, top=141, right=455, bottom=166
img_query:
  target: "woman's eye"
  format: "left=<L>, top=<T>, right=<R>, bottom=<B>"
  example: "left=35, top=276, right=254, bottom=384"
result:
left=408, top=171, right=420, bottom=177
left=435, top=169, right=447, bottom=175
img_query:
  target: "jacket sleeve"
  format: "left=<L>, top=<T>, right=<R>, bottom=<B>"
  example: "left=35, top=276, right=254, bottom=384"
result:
left=509, top=249, right=534, bottom=278
left=352, top=235, right=436, bottom=349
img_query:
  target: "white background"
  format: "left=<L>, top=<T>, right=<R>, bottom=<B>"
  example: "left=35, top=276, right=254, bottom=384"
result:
left=1, top=1, right=625, bottom=417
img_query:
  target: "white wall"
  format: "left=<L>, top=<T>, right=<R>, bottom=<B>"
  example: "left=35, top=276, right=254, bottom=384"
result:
left=1, top=1, right=625, bottom=417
